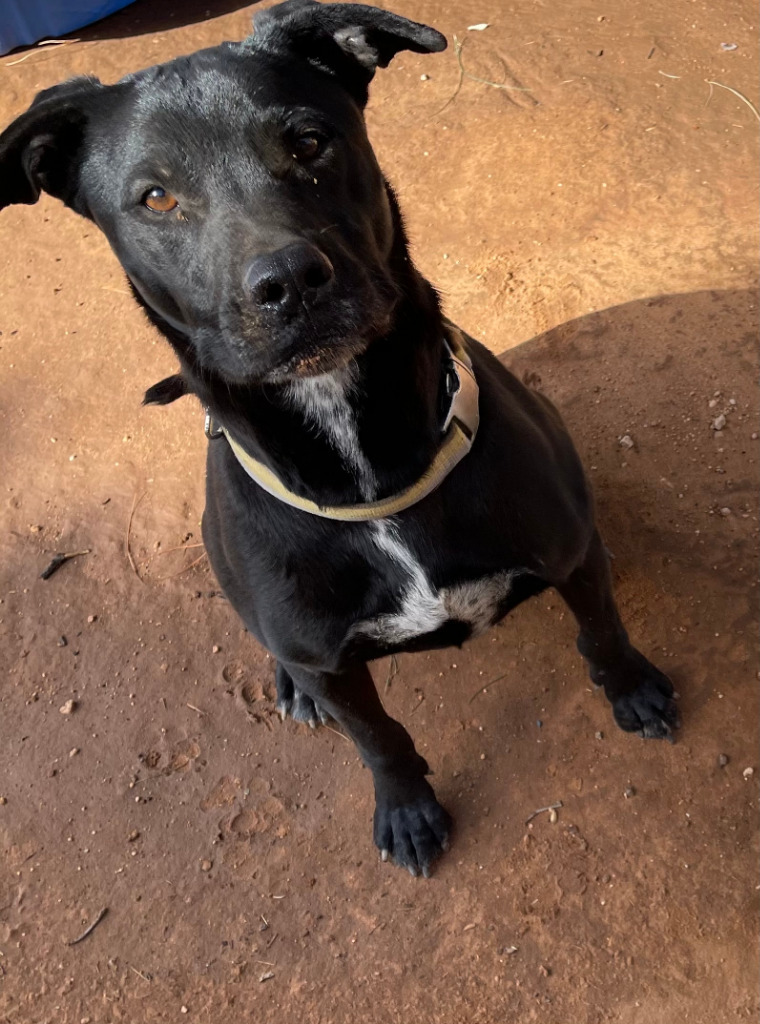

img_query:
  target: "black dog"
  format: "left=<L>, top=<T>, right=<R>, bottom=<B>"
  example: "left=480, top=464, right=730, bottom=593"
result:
left=0, top=0, right=678, bottom=877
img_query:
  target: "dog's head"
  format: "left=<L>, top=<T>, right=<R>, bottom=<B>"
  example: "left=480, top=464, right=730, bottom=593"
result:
left=0, top=0, right=445, bottom=386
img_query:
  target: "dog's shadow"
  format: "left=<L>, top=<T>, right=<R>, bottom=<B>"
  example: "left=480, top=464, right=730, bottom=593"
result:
left=500, top=286, right=757, bottom=585
left=415, top=286, right=756, bottom=831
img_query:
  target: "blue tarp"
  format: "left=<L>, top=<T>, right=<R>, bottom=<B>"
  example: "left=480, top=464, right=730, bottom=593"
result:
left=0, top=1, right=136, bottom=56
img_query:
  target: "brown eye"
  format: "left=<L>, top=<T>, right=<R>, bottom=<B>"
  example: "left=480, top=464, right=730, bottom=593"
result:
left=143, top=187, right=179, bottom=212
left=291, top=132, right=323, bottom=162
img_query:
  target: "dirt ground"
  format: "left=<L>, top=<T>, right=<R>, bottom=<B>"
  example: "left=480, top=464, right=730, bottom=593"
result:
left=0, top=1, right=758, bottom=1021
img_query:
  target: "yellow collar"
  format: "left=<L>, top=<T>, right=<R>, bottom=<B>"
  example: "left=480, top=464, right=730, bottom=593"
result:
left=213, top=325, right=479, bottom=521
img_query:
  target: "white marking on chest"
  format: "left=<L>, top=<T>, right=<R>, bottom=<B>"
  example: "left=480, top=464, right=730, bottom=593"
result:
left=286, top=364, right=377, bottom=500
left=352, top=520, right=515, bottom=644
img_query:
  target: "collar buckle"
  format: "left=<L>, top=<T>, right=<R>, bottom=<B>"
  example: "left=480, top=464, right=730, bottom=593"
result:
left=441, top=338, right=479, bottom=441
left=204, top=410, right=224, bottom=439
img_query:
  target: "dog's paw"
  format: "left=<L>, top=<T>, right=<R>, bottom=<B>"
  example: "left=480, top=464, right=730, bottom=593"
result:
left=599, top=650, right=680, bottom=741
left=275, top=664, right=330, bottom=728
left=373, top=775, right=452, bottom=878
left=276, top=684, right=331, bottom=729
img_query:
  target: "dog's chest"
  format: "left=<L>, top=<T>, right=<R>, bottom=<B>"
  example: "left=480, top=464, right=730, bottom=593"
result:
left=351, top=520, right=514, bottom=644
left=286, top=368, right=513, bottom=644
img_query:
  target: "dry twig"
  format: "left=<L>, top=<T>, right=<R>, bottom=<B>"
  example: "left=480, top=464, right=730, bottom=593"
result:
left=469, top=672, right=509, bottom=703
left=525, top=801, right=563, bottom=826
left=40, top=549, right=90, bottom=580
left=66, top=907, right=108, bottom=946
left=125, top=491, right=145, bottom=581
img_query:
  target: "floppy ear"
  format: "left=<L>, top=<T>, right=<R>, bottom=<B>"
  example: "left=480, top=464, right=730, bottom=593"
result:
left=249, top=0, right=446, bottom=104
left=143, top=374, right=188, bottom=406
left=0, top=76, right=105, bottom=213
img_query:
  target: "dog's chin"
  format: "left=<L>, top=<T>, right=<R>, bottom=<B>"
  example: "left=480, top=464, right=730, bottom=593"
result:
left=262, top=337, right=370, bottom=384
left=212, top=334, right=371, bottom=388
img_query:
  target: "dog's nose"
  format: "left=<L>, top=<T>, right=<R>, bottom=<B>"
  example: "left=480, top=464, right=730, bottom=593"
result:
left=245, top=242, right=334, bottom=314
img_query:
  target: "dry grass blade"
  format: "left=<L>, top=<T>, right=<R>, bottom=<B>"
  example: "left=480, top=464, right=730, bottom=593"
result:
left=455, top=34, right=534, bottom=93
left=125, top=491, right=146, bottom=582
left=437, top=35, right=534, bottom=114
left=384, top=654, right=399, bottom=692
left=469, top=672, right=509, bottom=703
left=705, top=79, right=760, bottom=122
left=4, top=37, right=81, bottom=67
left=525, top=801, right=563, bottom=826
left=153, top=541, right=205, bottom=557
left=162, top=551, right=208, bottom=579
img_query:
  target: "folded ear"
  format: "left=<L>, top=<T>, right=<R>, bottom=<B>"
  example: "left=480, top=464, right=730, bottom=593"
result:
left=143, top=374, right=188, bottom=406
left=249, top=0, right=446, bottom=103
left=0, top=76, right=105, bottom=213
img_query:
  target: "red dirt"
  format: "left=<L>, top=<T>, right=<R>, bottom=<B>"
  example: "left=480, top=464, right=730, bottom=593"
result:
left=0, top=2, right=757, bottom=1022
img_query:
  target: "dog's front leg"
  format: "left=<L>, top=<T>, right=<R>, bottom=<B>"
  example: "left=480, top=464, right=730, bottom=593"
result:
left=556, top=530, right=680, bottom=740
left=280, top=661, right=451, bottom=876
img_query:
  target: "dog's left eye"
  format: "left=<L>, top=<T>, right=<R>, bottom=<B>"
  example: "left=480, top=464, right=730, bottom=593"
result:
left=143, top=187, right=179, bottom=213
left=290, top=131, right=324, bottom=163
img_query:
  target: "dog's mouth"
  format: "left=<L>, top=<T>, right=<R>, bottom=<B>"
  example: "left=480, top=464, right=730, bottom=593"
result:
left=261, top=335, right=369, bottom=384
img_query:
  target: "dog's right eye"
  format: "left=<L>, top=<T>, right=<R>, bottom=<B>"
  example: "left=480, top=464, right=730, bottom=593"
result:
left=290, top=131, right=325, bottom=163
left=143, top=187, right=179, bottom=213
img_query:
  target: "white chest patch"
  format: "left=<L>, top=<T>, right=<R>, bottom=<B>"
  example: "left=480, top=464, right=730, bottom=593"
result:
left=351, top=520, right=515, bottom=645
left=286, top=364, right=377, bottom=501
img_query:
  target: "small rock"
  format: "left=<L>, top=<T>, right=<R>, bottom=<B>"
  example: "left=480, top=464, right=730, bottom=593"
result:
left=181, top=1007, right=188, bottom=1015
left=618, top=434, right=635, bottom=449
left=259, top=971, right=275, bottom=983
left=595, top=731, right=604, bottom=740
left=501, top=945, right=518, bottom=955
left=212, top=645, right=221, bottom=654
left=539, top=964, right=551, bottom=977
left=623, top=786, right=636, bottom=799
left=712, top=414, right=726, bottom=431
left=743, top=767, right=754, bottom=779
left=200, top=859, right=213, bottom=872
left=751, top=432, right=759, bottom=441
left=0, top=796, right=7, bottom=806
left=59, top=699, right=77, bottom=715
left=719, top=507, right=731, bottom=516
left=420, top=73, right=429, bottom=81
left=128, top=829, right=140, bottom=842
left=718, top=753, right=729, bottom=767
left=69, top=748, right=79, bottom=758
left=87, top=614, right=97, bottom=624
left=57, top=635, right=68, bottom=647
left=548, top=808, right=558, bottom=824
